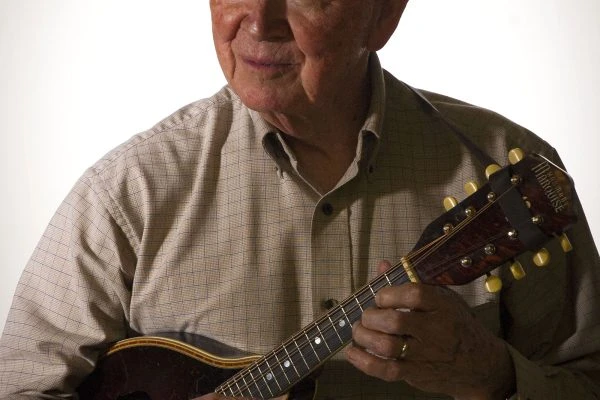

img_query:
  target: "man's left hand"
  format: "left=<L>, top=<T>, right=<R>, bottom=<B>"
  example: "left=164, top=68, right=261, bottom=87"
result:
left=345, top=261, right=516, bottom=399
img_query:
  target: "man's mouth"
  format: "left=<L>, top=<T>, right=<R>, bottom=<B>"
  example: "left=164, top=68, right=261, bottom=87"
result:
left=242, top=56, right=295, bottom=71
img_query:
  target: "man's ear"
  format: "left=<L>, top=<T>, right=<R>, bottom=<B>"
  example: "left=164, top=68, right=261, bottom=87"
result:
left=367, top=0, right=409, bottom=51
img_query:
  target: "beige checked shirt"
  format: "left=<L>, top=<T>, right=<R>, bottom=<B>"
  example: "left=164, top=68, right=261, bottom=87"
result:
left=1, top=55, right=599, bottom=399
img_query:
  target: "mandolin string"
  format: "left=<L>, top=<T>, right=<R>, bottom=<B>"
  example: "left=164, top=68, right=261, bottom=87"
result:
left=222, top=203, right=494, bottom=397
left=224, top=245, right=483, bottom=396
left=218, top=242, right=444, bottom=394
left=407, top=192, right=508, bottom=269
left=222, top=199, right=500, bottom=397
left=226, top=227, right=467, bottom=395
left=223, top=187, right=512, bottom=397
left=222, top=248, right=439, bottom=395
left=217, top=245, right=437, bottom=397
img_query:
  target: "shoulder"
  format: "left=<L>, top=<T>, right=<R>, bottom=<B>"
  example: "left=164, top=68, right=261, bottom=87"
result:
left=382, top=71, right=560, bottom=165
left=78, top=86, right=249, bottom=189
left=91, top=86, right=243, bottom=174
left=64, top=86, right=248, bottom=246
left=71, top=86, right=247, bottom=213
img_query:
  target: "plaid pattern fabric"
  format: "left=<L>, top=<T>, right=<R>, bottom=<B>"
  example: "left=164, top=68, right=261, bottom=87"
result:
left=1, top=55, right=599, bottom=399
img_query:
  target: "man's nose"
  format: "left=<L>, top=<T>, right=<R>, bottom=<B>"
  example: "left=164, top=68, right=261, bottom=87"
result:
left=244, top=0, right=290, bottom=41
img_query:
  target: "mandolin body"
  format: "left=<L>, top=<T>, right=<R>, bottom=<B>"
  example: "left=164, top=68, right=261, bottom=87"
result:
left=77, top=333, right=316, bottom=400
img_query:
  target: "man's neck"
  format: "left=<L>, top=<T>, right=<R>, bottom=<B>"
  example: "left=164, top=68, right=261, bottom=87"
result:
left=260, top=77, right=371, bottom=194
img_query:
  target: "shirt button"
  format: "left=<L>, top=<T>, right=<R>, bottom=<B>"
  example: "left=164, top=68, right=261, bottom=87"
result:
left=321, top=202, right=334, bottom=216
left=322, top=298, right=339, bottom=310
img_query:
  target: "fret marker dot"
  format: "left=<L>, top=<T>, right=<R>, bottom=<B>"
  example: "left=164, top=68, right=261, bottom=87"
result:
left=284, top=360, right=291, bottom=368
left=338, top=320, right=346, bottom=328
left=266, top=373, right=273, bottom=381
left=314, top=337, right=322, bottom=345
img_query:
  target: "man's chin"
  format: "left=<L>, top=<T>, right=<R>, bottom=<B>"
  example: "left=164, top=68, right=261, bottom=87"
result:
left=238, top=92, right=294, bottom=115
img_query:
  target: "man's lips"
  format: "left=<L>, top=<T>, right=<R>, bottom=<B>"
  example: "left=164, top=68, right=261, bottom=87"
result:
left=241, top=56, right=296, bottom=70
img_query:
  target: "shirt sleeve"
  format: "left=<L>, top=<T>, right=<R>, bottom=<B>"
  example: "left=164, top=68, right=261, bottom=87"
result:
left=507, top=344, right=600, bottom=399
left=502, top=188, right=600, bottom=400
left=0, top=170, right=136, bottom=398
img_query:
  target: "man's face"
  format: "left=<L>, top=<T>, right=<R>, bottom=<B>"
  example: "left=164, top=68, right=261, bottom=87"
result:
left=210, top=0, right=380, bottom=117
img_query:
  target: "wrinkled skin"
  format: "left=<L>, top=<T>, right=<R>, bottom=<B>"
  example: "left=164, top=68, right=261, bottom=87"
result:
left=209, top=0, right=406, bottom=193
left=209, top=0, right=400, bottom=127
left=345, top=260, right=515, bottom=399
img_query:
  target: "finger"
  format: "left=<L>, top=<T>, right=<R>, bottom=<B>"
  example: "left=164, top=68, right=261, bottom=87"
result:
left=375, top=283, right=452, bottom=312
left=345, top=343, right=409, bottom=382
left=353, top=319, right=411, bottom=359
left=376, top=259, right=393, bottom=275
left=359, top=302, right=464, bottom=363
left=360, top=307, right=413, bottom=335
left=360, top=305, right=442, bottom=338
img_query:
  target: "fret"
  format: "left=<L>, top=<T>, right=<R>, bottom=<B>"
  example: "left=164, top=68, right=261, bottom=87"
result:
left=293, top=338, right=311, bottom=371
left=246, top=367, right=267, bottom=399
left=344, top=298, right=363, bottom=325
left=271, top=350, right=292, bottom=385
left=221, top=381, right=235, bottom=397
left=232, top=379, right=242, bottom=397
left=256, top=361, right=278, bottom=397
left=332, top=307, right=353, bottom=342
left=303, top=329, right=322, bottom=363
left=367, top=283, right=376, bottom=297
left=283, top=345, right=302, bottom=378
left=326, top=314, right=344, bottom=344
left=372, top=275, right=390, bottom=292
left=383, top=272, right=393, bottom=286
left=339, top=303, right=353, bottom=328
left=358, top=287, right=376, bottom=309
left=324, top=315, right=348, bottom=347
left=314, top=324, right=332, bottom=353
left=221, top=371, right=242, bottom=397
left=310, top=323, right=338, bottom=362
left=353, top=295, right=364, bottom=312
left=387, top=265, right=409, bottom=285
left=234, top=372, right=248, bottom=397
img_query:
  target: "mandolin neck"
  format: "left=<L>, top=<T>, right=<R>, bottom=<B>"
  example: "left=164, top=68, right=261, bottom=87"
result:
left=216, top=262, right=413, bottom=398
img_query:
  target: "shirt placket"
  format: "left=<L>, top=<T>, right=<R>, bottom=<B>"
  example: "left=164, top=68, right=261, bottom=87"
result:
left=310, top=195, right=354, bottom=319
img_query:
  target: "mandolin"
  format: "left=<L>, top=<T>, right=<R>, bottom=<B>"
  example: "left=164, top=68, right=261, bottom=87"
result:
left=77, top=149, right=578, bottom=400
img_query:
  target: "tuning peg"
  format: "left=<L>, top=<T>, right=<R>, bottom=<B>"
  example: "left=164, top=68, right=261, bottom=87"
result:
left=508, top=148, right=525, bottom=165
left=559, top=233, right=573, bottom=253
left=443, top=196, right=458, bottom=211
left=485, top=273, right=503, bottom=293
left=509, top=260, right=526, bottom=280
left=464, top=181, right=479, bottom=196
left=532, top=248, right=551, bottom=267
left=485, top=164, right=502, bottom=179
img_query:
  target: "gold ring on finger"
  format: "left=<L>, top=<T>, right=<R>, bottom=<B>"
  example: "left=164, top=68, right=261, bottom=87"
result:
left=398, top=338, right=409, bottom=360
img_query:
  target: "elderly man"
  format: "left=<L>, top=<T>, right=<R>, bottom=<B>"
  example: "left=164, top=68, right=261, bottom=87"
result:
left=1, top=1, right=599, bottom=399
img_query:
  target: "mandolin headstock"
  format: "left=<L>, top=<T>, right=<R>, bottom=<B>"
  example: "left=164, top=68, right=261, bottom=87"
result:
left=409, top=149, right=578, bottom=291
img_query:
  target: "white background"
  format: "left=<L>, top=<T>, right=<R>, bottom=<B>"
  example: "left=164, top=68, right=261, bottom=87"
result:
left=1, top=0, right=598, bottom=333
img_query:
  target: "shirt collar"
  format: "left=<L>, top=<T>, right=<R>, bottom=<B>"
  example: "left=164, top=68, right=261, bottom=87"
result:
left=243, top=52, right=387, bottom=176
left=362, top=52, right=386, bottom=140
